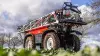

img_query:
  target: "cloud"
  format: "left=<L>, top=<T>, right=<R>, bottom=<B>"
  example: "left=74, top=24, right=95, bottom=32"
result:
left=78, top=5, right=97, bottom=22
left=0, top=0, right=97, bottom=34
left=1, top=0, right=100, bottom=48
left=0, top=0, right=67, bottom=34
left=88, top=23, right=100, bottom=35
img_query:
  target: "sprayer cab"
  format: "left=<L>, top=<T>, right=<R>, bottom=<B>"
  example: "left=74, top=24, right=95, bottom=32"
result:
left=55, top=2, right=87, bottom=25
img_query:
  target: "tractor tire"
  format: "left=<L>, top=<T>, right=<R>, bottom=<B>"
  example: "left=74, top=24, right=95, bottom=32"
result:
left=66, top=34, right=80, bottom=52
left=23, top=35, right=35, bottom=49
left=43, top=32, right=60, bottom=50
left=73, top=35, right=80, bottom=51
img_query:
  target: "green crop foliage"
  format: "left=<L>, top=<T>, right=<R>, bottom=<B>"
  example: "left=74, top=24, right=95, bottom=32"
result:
left=0, top=46, right=100, bottom=56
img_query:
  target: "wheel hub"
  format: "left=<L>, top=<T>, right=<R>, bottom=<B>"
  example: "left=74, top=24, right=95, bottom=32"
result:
left=25, top=37, right=33, bottom=49
left=27, top=40, right=32, bottom=48
left=47, top=37, right=53, bottom=50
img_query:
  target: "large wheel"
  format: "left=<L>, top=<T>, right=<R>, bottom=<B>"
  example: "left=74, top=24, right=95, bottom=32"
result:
left=43, top=32, right=60, bottom=50
left=66, top=34, right=80, bottom=52
left=23, top=35, right=35, bottom=49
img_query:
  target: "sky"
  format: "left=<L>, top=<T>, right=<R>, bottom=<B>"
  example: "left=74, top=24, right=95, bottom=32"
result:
left=72, top=0, right=91, bottom=6
left=0, top=0, right=100, bottom=48
left=0, top=0, right=98, bottom=35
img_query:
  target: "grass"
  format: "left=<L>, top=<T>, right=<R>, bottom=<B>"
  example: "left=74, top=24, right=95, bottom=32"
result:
left=0, top=46, right=100, bottom=56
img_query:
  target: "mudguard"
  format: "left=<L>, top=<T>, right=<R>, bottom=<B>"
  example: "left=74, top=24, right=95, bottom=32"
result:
left=70, top=30, right=82, bottom=35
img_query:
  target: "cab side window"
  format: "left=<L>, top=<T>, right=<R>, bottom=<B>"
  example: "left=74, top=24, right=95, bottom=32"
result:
left=48, top=15, right=56, bottom=23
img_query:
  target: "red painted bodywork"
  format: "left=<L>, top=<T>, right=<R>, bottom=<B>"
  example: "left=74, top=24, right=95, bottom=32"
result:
left=26, top=25, right=48, bottom=35
left=25, top=13, right=56, bottom=35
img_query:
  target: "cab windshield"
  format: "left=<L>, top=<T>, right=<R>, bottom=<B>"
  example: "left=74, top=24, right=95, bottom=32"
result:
left=63, top=9, right=80, bottom=20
